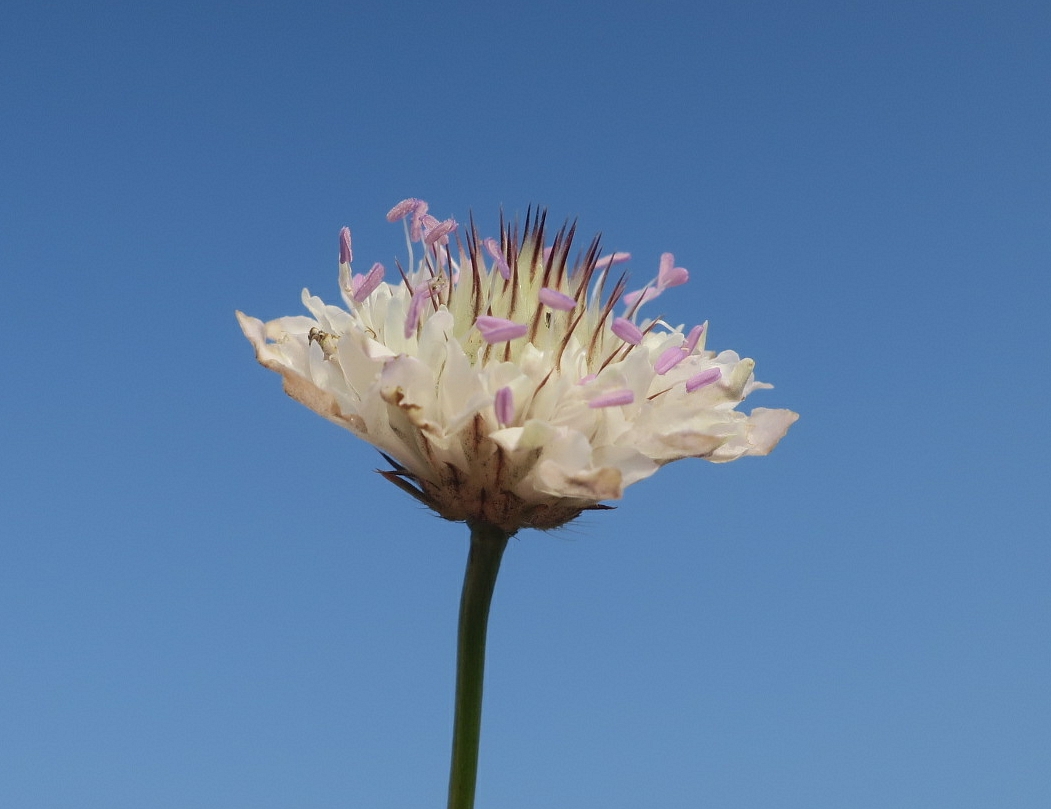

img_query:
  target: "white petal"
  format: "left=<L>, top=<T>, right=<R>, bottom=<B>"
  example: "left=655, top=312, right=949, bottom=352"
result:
left=533, top=460, right=624, bottom=500
left=704, top=409, right=798, bottom=463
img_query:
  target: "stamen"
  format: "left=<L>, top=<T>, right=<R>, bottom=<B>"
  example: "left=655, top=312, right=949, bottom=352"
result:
left=578, top=373, right=597, bottom=385
left=404, top=285, right=434, bottom=337
left=476, top=316, right=528, bottom=344
left=655, top=323, right=706, bottom=375
left=623, top=254, right=690, bottom=309
left=339, top=227, right=352, bottom=265
left=686, top=368, right=721, bottom=393
left=623, top=285, right=660, bottom=308
left=418, top=213, right=440, bottom=240
left=594, top=252, right=631, bottom=271
left=588, top=388, right=635, bottom=408
left=657, top=253, right=689, bottom=289
left=424, top=218, right=458, bottom=247
left=352, top=262, right=385, bottom=302
left=484, top=237, right=511, bottom=280
left=386, top=198, right=420, bottom=222
left=410, top=201, right=430, bottom=241
left=611, top=317, right=643, bottom=345
left=538, top=287, right=577, bottom=311
left=684, top=323, right=705, bottom=353
left=654, top=345, right=687, bottom=375
left=494, top=386, right=514, bottom=426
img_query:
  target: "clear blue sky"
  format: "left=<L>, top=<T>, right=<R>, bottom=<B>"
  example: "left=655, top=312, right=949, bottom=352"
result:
left=2, top=2, right=1049, bottom=807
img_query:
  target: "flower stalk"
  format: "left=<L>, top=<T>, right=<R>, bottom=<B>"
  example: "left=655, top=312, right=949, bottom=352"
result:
left=447, top=522, right=511, bottom=809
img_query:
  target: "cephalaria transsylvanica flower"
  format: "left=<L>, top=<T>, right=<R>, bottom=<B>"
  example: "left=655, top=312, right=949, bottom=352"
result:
left=237, top=199, right=798, bottom=532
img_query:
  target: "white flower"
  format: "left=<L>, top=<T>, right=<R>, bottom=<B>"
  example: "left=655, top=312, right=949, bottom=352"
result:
left=238, top=199, right=798, bottom=532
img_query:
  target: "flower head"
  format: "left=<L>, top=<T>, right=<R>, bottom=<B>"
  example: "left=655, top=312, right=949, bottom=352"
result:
left=238, top=199, right=797, bottom=532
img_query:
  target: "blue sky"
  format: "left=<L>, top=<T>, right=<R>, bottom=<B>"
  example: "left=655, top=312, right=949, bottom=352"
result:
left=2, top=1, right=1049, bottom=807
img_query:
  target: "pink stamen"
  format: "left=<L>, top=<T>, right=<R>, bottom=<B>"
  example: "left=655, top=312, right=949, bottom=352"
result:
left=611, top=317, right=643, bottom=345
left=476, top=316, right=528, bottom=344
left=417, top=213, right=440, bottom=241
left=339, top=227, right=353, bottom=265
left=538, top=287, right=577, bottom=311
left=352, top=262, right=385, bottom=302
left=686, top=368, right=721, bottom=393
left=495, top=386, right=514, bottom=426
left=386, top=198, right=420, bottom=222
left=684, top=323, right=705, bottom=353
left=655, top=323, right=705, bottom=375
left=409, top=201, right=430, bottom=241
left=578, top=373, right=597, bottom=385
left=594, top=252, right=631, bottom=271
left=623, top=255, right=689, bottom=309
left=654, top=346, right=687, bottom=375
left=588, top=388, right=635, bottom=408
left=404, top=285, right=433, bottom=337
left=623, top=286, right=660, bottom=308
left=484, top=238, right=511, bottom=280
left=657, top=252, right=689, bottom=289
left=424, top=217, right=458, bottom=247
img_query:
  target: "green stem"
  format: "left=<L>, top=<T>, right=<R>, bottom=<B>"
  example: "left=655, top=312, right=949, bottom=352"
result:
left=446, top=521, right=511, bottom=809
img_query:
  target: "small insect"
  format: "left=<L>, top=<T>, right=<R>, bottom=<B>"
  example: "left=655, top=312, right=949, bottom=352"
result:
left=307, top=327, right=338, bottom=359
